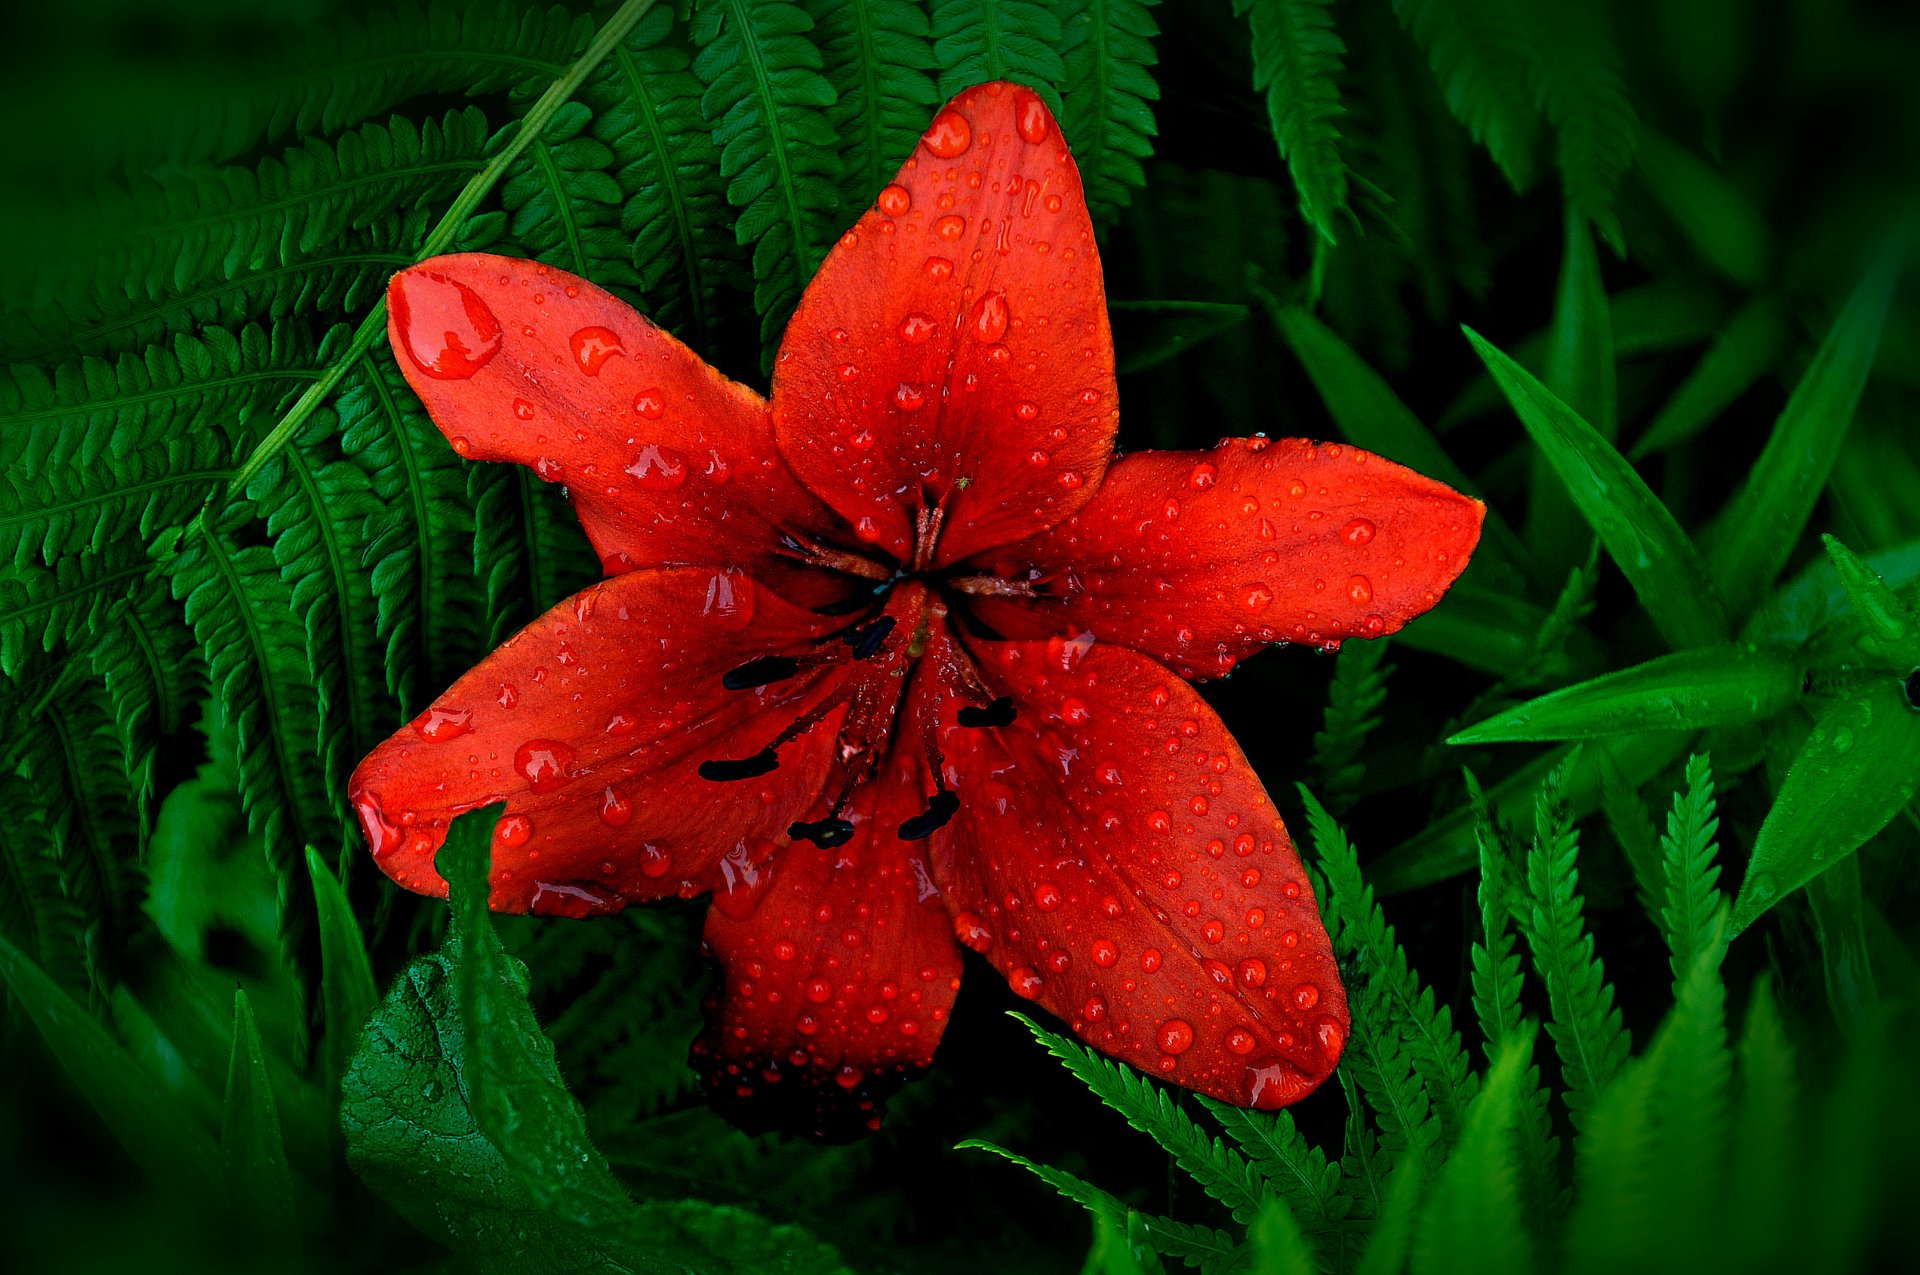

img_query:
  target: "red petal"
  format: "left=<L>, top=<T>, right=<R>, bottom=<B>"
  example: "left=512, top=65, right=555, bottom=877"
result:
left=694, top=767, right=962, bottom=1141
left=970, top=438, right=1485, bottom=678
left=387, top=254, right=845, bottom=601
left=771, top=82, right=1117, bottom=566
left=348, top=567, right=848, bottom=914
left=924, top=630, right=1348, bottom=1109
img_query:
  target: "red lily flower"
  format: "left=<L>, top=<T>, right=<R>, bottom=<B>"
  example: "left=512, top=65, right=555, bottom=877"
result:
left=352, top=81, right=1483, bottom=1139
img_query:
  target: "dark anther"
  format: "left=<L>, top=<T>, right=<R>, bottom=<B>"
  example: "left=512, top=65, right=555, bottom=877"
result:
left=789, top=816, right=856, bottom=848
left=1906, top=668, right=1920, bottom=709
left=698, top=749, right=779, bottom=781
left=957, top=696, right=1016, bottom=728
left=844, top=615, right=897, bottom=660
left=898, top=790, right=960, bottom=840
left=723, top=655, right=800, bottom=690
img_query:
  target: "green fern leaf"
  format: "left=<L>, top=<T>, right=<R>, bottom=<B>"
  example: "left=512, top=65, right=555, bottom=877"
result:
left=161, top=504, right=332, bottom=945
left=591, top=6, right=744, bottom=345
left=499, top=100, right=639, bottom=296
left=1302, top=789, right=1477, bottom=1151
left=810, top=0, right=939, bottom=202
left=84, top=577, right=204, bottom=835
left=1, top=433, right=231, bottom=571
left=1516, top=0, right=1636, bottom=253
left=0, top=551, right=145, bottom=677
left=1016, top=1012, right=1267, bottom=1225
left=1519, top=757, right=1630, bottom=1131
left=959, top=1138, right=1128, bottom=1227
left=0, top=774, right=88, bottom=996
left=1725, top=976, right=1795, bottom=1271
left=691, top=0, right=844, bottom=358
left=1059, top=0, right=1161, bottom=227
left=1642, top=923, right=1732, bottom=1264
left=1199, top=1096, right=1346, bottom=1226
left=246, top=418, right=393, bottom=814
left=1232, top=0, right=1352, bottom=246
left=469, top=464, right=596, bottom=647
left=1410, top=1024, right=1537, bottom=1275
left=4, top=110, right=492, bottom=347
left=333, top=342, right=485, bottom=714
left=930, top=0, right=1067, bottom=103
left=1390, top=0, right=1541, bottom=190
left=1657, top=753, right=1723, bottom=990
left=1310, top=638, right=1393, bottom=813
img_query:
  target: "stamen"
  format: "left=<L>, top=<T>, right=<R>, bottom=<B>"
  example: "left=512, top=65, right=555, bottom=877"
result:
left=774, top=532, right=895, bottom=581
left=946, top=573, right=1039, bottom=598
left=722, top=655, right=800, bottom=689
left=698, top=748, right=778, bottom=781
left=789, top=816, right=856, bottom=848
left=898, top=791, right=959, bottom=840
left=957, top=696, right=1016, bottom=728
left=843, top=615, right=896, bottom=660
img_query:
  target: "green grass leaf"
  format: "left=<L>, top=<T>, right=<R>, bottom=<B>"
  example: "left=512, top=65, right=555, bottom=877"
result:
left=1704, top=240, right=1903, bottom=617
left=305, top=846, right=377, bottom=1095
left=1822, top=534, right=1920, bottom=669
left=221, top=988, right=295, bottom=1231
left=1448, top=645, right=1802, bottom=743
left=1633, top=127, right=1769, bottom=286
left=1629, top=294, right=1789, bottom=460
left=1465, top=325, right=1728, bottom=649
left=1732, top=678, right=1920, bottom=931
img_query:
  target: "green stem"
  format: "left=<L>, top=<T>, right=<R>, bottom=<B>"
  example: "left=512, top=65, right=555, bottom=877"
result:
left=218, top=0, right=657, bottom=501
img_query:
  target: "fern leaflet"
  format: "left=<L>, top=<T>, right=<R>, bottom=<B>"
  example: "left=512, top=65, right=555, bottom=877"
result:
left=1391, top=0, right=1541, bottom=190
left=1657, top=753, right=1723, bottom=989
left=499, top=101, right=640, bottom=297
left=1199, top=1096, right=1346, bottom=1226
left=1516, top=0, right=1636, bottom=253
left=1232, top=0, right=1352, bottom=246
left=1310, top=637, right=1392, bottom=813
left=930, top=0, right=1067, bottom=105
left=811, top=0, right=939, bottom=204
left=1059, top=0, right=1161, bottom=227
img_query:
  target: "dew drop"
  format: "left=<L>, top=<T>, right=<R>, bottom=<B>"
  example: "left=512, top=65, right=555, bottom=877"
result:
left=1091, top=938, right=1119, bottom=967
left=495, top=814, right=534, bottom=849
left=1225, top=1028, right=1257, bottom=1056
left=1014, top=88, right=1051, bottom=144
left=1034, top=882, right=1063, bottom=912
left=514, top=739, right=576, bottom=794
left=899, top=311, right=937, bottom=343
left=954, top=911, right=993, bottom=952
left=1140, top=947, right=1163, bottom=973
left=1188, top=462, right=1217, bottom=490
left=1293, top=983, right=1320, bottom=1010
left=893, top=382, right=927, bottom=411
left=633, top=389, right=665, bottom=419
left=1243, top=583, right=1274, bottom=612
left=1015, top=400, right=1040, bottom=421
left=1057, top=470, right=1084, bottom=490
left=512, top=398, right=536, bottom=420
left=1346, top=576, right=1374, bottom=604
left=639, top=843, right=673, bottom=878
left=625, top=443, right=688, bottom=491
left=1157, top=1019, right=1194, bottom=1055
left=600, top=786, right=633, bottom=827
left=934, top=214, right=967, bottom=243
left=877, top=183, right=912, bottom=216
left=392, top=270, right=502, bottom=380
left=1238, top=958, right=1267, bottom=988
left=569, top=326, right=624, bottom=375
left=1343, top=517, right=1376, bottom=545
left=924, top=108, right=972, bottom=157
left=414, top=706, right=473, bottom=742
left=925, top=256, right=955, bottom=281
left=1009, top=967, right=1044, bottom=999
left=969, top=290, right=1011, bottom=342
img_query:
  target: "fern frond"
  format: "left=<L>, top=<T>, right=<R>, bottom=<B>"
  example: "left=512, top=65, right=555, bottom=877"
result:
left=499, top=101, right=639, bottom=296
left=1725, top=976, right=1795, bottom=1270
left=0, top=320, right=314, bottom=482
left=162, top=504, right=331, bottom=945
left=0, top=775, right=88, bottom=996
left=246, top=419, right=393, bottom=814
left=1516, top=0, right=1636, bottom=254
left=333, top=342, right=484, bottom=714
left=1561, top=1053, right=1658, bottom=1273
left=125, top=1, right=590, bottom=169
left=1336, top=1068, right=1394, bottom=1217
left=811, top=0, right=939, bottom=202
left=1516, top=539, right=1598, bottom=687
left=1232, top=0, right=1352, bottom=246
left=930, top=0, right=1067, bottom=103
left=1657, top=753, right=1723, bottom=989
left=1643, top=924, right=1732, bottom=1260
left=1016, top=1013, right=1267, bottom=1225
left=1200, top=1096, right=1346, bottom=1226
left=1310, top=638, right=1393, bottom=813
left=5, top=110, right=491, bottom=336
left=469, top=465, right=596, bottom=647
left=0, top=551, right=145, bottom=677
left=591, top=6, right=743, bottom=345
left=1596, top=755, right=1662, bottom=923
left=1390, top=0, right=1541, bottom=190
left=1345, top=1008, right=1445, bottom=1187
left=1520, top=758, right=1630, bottom=1131
left=1302, top=789, right=1477, bottom=1151
left=1411, top=1024, right=1537, bottom=1275
left=1059, top=0, right=1161, bottom=227
left=84, top=577, right=203, bottom=835
left=1, top=433, right=232, bottom=571
left=959, top=1139, right=1127, bottom=1227
left=691, top=0, right=844, bottom=358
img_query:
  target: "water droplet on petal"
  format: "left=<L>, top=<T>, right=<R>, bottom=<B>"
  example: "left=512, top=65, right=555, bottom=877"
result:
left=1293, top=983, right=1320, bottom=1010
left=1157, top=1019, right=1194, bottom=1055
left=1014, top=88, right=1051, bottom=144
left=1189, top=462, right=1217, bottom=490
left=1091, top=938, right=1119, bottom=967
left=1009, top=967, right=1044, bottom=999
left=639, top=843, right=673, bottom=878
left=954, top=911, right=993, bottom=952
left=514, top=740, right=575, bottom=794
left=925, top=256, right=955, bottom=280
left=495, top=814, right=533, bottom=848
left=1243, top=583, right=1274, bottom=612
left=633, top=389, right=665, bottom=418
left=600, top=786, right=632, bottom=826
left=512, top=398, right=536, bottom=420
left=570, top=326, right=624, bottom=375
left=1140, top=947, right=1163, bottom=973
left=899, top=311, right=937, bottom=343
left=970, top=290, right=1010, bottom=342
left=1034, top=882, right=1063, bottom=911
left=1347, top=575, right=1373, bottom=604
left=625, top=443, right=688, bottom=490
left=878, top=183, right=912, bottom=216
left=1343, top=517, right=1376, bottom=545
left=924, top=108, right=972, bottom=157
left=893, top=382, right=927, bottom=411
left=1225, top=1028, right=1257, bottom=1055
left=414, top=706, right=472, bottom=742
left=1238, top=958, right=1268, bottom=988
left=934, top=214, right=967, bottom=242
left=1057, top=470, right=1084, bottom=490
left=392, top=271, right=502, bottom=379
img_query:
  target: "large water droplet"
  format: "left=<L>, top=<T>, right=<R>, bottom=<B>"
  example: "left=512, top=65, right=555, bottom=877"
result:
left=1009, top=966, right=1044, bottom=999
left=1157, top=1019, right=1194, bottom=1055
left=1014, top=88, right=1051, bottom=144
left=600, top=786, right=633, bottom=827
left=969, top=291, right=1010, bottom=342
left=514, top=739, right=576, bottom=794
left=496, top=814, right=534, bottom=848
left=625, top=443, right=688, bottom=490
left=924, top=108, right=972, bottom=157
left=1342, top=517, right=1376, bottom=546
left=413, top=706, right=473, bottom=742
left=878, top=183, right=912, bottom=216
left=899, top=312, right=937, bottom=343
left=934, top=214, right=967, bottom=243
left=570, top=326, right=624, bottom=375
left=1346, top=575, right=1373, bottom=604
left=392, top=271, right=502, bottom=380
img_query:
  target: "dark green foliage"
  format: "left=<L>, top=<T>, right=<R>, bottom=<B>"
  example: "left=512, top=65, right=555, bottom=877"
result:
left=4, top=2, right=1918, bottom=1271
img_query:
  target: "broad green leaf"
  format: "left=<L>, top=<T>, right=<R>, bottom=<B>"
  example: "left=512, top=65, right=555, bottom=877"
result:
left=1705, top=241, right=1903, bottom=616
left=1391, top=584, right=1602, bottom=680
left=305, top=846, right=378, bottom=1095
left=1113, top=299, right=1251, bottom=374
left=1822, top=535, right=1920, bottom=669
left=1806, top=855, right=1879, bottom=1037
left=341, top=804, right=847, bottom=1274
left=1744, top=536, right=1920, bottom=648
left=0, top=934, right=218, bottom=1188
left=1465, top=325, right=1728, bottom=649
left=1630, top=294, right=1789, bottom=460
left=221, top=988, right=295, bottom=1231
left=1535, top=210, right=1614, bottom=574
left=1634, top=128, right=1769, bottom=286
left=1449, top=645, right=1802, bottom=743
left=1733, top=679, right=1920, bottom=931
